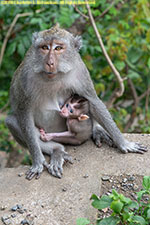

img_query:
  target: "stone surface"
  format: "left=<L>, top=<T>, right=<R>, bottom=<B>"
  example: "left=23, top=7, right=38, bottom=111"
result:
left=0, top=134, right=150, bottom=225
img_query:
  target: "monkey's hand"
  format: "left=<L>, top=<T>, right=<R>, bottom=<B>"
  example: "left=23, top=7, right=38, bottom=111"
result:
left=26, top=156, right=48, bottom=180
left=47, top=150, right=73, bottom=178
left=119, top=140, right=147, bottom=154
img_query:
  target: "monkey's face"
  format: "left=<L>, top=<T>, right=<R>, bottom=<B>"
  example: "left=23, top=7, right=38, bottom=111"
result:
left=32, top=25, right=82, bottom=78
left=60, top=97, right=89, bottom=119
left=38, top=40, right=66, bottom=77
left=60, top=99, right=74, bottom=118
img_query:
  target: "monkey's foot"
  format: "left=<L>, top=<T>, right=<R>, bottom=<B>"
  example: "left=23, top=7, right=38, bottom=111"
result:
left=119, top=140, right=147, bottom=154
left=93, top=126, right=115, bottom=148
left=47, top=151, right=73, bottom=178
left=40, top=129, right=53, bottom=142
left=26, top=161, right=48, bottom=180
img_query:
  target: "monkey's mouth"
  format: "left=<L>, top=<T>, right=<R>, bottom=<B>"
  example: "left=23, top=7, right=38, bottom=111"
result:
left=46, top=72, right=56, bottom=78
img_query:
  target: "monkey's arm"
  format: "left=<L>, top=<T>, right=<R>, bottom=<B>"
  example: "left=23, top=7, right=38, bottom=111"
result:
left=75, top=68, right=147, bottom=153
left=89, top=95, right=147, bottom=153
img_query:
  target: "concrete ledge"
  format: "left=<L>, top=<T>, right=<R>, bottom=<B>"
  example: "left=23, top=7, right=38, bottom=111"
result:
left=0, top=134, right=150, bottom=225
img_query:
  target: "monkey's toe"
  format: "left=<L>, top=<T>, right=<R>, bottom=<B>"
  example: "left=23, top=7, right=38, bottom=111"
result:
left=128, top=142, right=147, bottom=154
left=120, top=141, right=148, bottom=154
left=48, top=164, right=63, bottom=178
left=26, top=164, right=44, bottom=180
left=64, top=153, right=73, bottom=164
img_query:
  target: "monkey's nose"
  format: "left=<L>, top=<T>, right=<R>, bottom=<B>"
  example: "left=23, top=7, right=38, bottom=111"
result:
left=47, top=62, right=52, bottom=67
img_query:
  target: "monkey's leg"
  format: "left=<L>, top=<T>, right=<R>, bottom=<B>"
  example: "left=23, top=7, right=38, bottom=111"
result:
left=40, top=129, right=83, bottom=145
left=40, top=140, right=73, bottom=178
left=92, top=120, right=115, bottom=148
left=40, top=130, right=75, bottom=142
left=6, top=114, right=47, bottom=180
left=46, top=136, right=83, bottom=145
left=5, top=115, right=28, bottom=148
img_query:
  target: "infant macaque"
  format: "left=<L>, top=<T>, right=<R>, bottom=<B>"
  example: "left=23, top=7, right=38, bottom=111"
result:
left=40, top=95, right=92, bottom=145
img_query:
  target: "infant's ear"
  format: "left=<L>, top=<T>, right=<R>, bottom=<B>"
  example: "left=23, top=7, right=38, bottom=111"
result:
left=78, top=114, right=89, bottom=121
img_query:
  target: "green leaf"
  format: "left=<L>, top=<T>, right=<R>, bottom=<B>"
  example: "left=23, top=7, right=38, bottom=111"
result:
left=137, top=190, right=146, bottom=201
left=132, top=215, right=146, bottom=225
left=115, top=61, right=125, bottom=71
left=30, top=18, right=42, bottom=25
left=111, top=190, right=119, bottom=198
left=17, top=42, right=26, bottom=58
left=95, top=83, right=105, bottom=95
left=143, top=176, right=150, bottom=190
left=76, top=218, right=90, bottom=225
left=22, top=36, right=30, bottom=49
left=97, top=216, right=120, bottom=225
left=92, top=195, right=112, bottom=209
left=127, top=47, right=143, bottom=64
left=91, top=194, right=99, bottom=201
left=109, top=7, right=118, bottom=16
left=119, top=194, right=132, bottom=204
left=147, top=58, right=150, bottom=69
left=122, top=212, right=131, bottom=221
left=147, top=209, right=150, bottom=219
left=110, top=200, right=123, bottom=214
left=128, top=70, right=140, bottom=80
left=128, top=201, right=139, bottom=209
left=7, top=42, right=16, bottom=56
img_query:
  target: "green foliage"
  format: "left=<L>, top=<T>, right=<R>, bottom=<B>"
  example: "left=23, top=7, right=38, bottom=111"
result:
left=0, top=115, right=16, bottom=152
left=76, top=218, right=91, bottom=225
left=21, top=152, right=32, bottom=165
left=77, top=176, right=150, bottom=225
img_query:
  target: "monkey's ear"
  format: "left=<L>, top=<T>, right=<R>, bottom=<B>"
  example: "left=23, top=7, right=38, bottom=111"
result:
left=32, top=32, right=39, bottom=44
left=78, top=114, right=89, bottom=121
left=74, top=36, right=82, bottom=51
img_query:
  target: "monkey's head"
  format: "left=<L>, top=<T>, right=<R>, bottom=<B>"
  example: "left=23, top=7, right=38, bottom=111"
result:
left=31, top=24, right=82, bottom=78
left=60, top=95, right=89, bottom=119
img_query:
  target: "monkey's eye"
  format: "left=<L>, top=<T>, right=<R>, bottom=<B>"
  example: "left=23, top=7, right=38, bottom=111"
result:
left=70, top=109, right=73, bottom=113
left=41, top=45, right=49, bottom=50
left=66, top=104, right=69, bottom=108
left=55, top=46, right=63, bottom=51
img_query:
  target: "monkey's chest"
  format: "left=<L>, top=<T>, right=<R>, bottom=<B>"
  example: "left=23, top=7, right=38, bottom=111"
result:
left=34, top=95, right=69, bottom=132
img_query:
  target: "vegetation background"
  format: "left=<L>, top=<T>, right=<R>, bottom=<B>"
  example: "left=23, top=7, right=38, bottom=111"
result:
left=0, top=0, right=150, bottom=166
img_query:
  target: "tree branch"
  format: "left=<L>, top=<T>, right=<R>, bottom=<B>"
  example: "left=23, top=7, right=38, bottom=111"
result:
left=97, top=0, right=117, bottom=19
left=0, top=9, right=43, bottom=68
left=73, top=5, right=89, bottom=19
left=86, top=2, right=125, bottom=107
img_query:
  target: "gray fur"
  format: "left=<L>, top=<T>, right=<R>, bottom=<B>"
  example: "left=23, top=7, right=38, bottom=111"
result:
left=6, top=26, right=147, bottom=180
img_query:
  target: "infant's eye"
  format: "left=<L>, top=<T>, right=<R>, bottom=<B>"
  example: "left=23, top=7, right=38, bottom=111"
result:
left=41, top=45, right=49, bottom=50
left=55, top=46, right=63, bottom=51
left=66, top=104, right=69, bottom=108
left=70, top=109, right=73, bottom=113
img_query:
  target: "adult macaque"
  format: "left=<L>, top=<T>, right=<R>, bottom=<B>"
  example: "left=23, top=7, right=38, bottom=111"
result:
left=40, top=95, right=93, bottom=145
left=6, top=24, right=147, bottom=180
